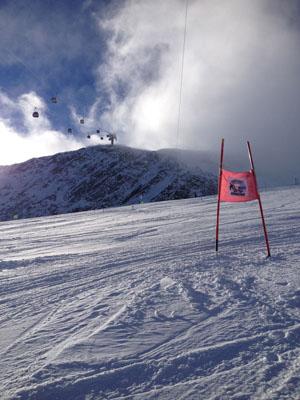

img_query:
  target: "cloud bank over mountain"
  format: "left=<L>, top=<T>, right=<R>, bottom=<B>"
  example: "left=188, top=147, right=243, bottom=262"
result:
left=0, top=0, right=299, bottom=184
left=95, top=0, right=300, bottom=184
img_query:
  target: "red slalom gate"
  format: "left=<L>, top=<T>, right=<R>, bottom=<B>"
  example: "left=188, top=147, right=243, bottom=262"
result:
left=215, top=139, right=271, bottom=257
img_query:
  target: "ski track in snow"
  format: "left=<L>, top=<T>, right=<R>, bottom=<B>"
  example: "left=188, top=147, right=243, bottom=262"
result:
left=0, top=187, right=299, bottom=399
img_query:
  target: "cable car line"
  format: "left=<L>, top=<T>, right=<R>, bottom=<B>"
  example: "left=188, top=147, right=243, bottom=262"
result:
left=176, top=0, right=189, bottom=149
left=5, top=46, right=119, bottom=145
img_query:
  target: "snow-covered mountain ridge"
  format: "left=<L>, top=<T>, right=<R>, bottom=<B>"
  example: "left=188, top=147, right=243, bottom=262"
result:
left=0, top=145, right=217, bottom=221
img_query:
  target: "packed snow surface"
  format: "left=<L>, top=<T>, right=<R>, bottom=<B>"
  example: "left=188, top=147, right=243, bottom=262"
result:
left=0, top=186, right=299, bottom=399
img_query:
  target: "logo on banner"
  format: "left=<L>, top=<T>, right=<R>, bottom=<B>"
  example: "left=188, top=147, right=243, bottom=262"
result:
left=220, top=169, right=258, bottom=202
left=228, top=178, right=247, bottom=197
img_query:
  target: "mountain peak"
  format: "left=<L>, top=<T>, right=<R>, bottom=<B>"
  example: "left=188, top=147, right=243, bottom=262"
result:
left=0, top=145, right=217, bottom=221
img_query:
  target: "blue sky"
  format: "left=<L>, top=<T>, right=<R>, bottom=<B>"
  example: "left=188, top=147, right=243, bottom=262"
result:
left=0, top=0, right=107, bottom=131
left=0, top=0, right=300, bottom=185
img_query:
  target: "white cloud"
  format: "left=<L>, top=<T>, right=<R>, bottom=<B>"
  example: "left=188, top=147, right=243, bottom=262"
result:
left=1, top=0, right=299, bottom=185
left=94, top=0, right=300, bottom=183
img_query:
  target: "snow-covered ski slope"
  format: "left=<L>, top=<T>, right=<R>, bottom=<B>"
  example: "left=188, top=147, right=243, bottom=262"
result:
left=0, top=186, right=299, bottom=400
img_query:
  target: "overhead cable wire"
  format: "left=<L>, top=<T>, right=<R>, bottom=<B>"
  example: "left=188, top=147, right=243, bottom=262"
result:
left=176, top=0, right=189, bottom=150
left=5, top=49, right=46, bottom=91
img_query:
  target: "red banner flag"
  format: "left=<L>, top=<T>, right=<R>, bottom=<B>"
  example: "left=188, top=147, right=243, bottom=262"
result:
left=216, top=139, right=270, bottom=257
left=220, top=169, right=259, bottom=202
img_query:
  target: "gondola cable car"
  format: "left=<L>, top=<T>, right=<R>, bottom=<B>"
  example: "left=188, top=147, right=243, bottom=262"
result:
left=50, top=96, right=58, bottom=104
left=32, top=107, right=39, bottom=118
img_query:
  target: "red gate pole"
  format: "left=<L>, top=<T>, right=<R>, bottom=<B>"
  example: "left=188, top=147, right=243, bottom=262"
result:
left=247, top=141, right=271, bottom=257
left=216, top=138, right=224, bottom=252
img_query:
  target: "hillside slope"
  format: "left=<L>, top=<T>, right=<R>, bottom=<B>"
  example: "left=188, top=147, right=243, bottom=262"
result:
left=0, top=186, right=299, bottom=399
left=0, top=145, right=217, bottom=221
